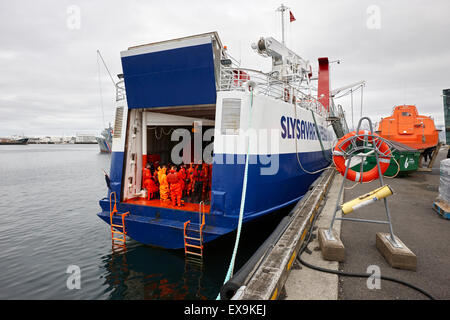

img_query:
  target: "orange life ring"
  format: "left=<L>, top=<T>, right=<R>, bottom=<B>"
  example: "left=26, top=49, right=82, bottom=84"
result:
left=333, top=131, right=392, bottom=182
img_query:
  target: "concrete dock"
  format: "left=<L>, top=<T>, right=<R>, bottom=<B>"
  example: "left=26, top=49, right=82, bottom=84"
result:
left=284, top=174, right=344, bottom=300
left=231, top=146, right=449, bottom=300
left=338, top=147, right=450, bottom=300
left=283, top=146, right=449, bottom=300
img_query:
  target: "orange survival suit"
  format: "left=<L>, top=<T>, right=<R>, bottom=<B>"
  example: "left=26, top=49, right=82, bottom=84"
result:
left=186, top=164, right=195, bottom=196
left=157, top=167, right=169, bottom=201
left=143, top=166, right=158, bottom=200
left=178, top=166, right=187, bottom=196
left=167, top=168, right=183, bottom=207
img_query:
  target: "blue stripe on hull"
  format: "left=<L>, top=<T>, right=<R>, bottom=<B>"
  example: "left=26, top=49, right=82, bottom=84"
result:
left=97, top=150, right=331, bottom=249
left=210, top=150, right=332, bottom=219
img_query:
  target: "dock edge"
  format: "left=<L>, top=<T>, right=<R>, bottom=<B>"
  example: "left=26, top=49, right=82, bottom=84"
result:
left=235, top=167, right=336, bottom=300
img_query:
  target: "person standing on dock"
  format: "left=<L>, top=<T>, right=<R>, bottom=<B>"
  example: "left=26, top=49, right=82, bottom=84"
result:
left=423, top=147, right=435, bottom=163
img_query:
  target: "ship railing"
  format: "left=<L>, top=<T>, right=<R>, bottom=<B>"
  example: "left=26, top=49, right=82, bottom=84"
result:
left=116, top=80, right=126, bottom=102
left=337, top=104, right=350, bottom=134
left=227, top=54, right=242, bottom=68
left=218, top=66, right=328, bottom=118
left=328, top=99, right=350, bottom=137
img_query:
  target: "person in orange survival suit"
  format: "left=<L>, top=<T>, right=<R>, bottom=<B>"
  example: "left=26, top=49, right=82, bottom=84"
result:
left=153, top=166, right=160, bottom=187
left=207, top=163, right=212, bottom=187
left=201, top=164, right=209, bottom=195
left=143, top=163, right=158, bottom=200
left=186, top=163, right=195, bottom=196
left=157, top=165, right=170, bottom=202
left=192, top=164, right=205, bottom=203
left=177, top=165, right=187, bottom=197
left=203, top=163, right=212, bottom=201
left=156, top=166, right=162, bottom=184
left=167, top=166, right=183, bottom=207
left=191, top=164, right=201, bottom=200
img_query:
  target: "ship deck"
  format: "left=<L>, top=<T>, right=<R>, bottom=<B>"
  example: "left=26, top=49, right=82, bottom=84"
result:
left=123, top=197, right=211, bottom=213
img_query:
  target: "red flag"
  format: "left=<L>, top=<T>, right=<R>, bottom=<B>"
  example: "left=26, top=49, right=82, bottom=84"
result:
left=289, top=10, right=296, bottom=22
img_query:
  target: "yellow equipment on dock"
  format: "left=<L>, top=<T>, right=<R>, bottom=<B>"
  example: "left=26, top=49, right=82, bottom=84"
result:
left=341, top=185, right=394, bottom=215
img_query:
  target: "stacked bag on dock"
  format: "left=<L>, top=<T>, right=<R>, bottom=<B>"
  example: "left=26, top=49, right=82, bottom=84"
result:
left=434, top=159, right=450, bottom=219
left=439, top=159, right=450, bottom=204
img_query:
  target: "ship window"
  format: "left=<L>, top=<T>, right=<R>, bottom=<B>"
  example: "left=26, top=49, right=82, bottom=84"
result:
left=401, top=112, right=411, bottom=116
left=221, top=98, right=241, bottom=135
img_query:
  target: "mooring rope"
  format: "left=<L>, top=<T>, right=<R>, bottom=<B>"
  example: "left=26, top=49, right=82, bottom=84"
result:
left=217, top=89, right=254, bottom=300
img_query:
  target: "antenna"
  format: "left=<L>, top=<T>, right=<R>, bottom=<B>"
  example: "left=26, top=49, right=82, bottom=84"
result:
left=360, top=84, right=364, bottom=118
left=96, top=50, right=117, bottom=89
left=351, top=89, right=354, bottom=130
left=96, top=50, right=118, bottom=129
left=276, top=4, right=289, bottom=45
left=97, top=51, right=106, bottom=128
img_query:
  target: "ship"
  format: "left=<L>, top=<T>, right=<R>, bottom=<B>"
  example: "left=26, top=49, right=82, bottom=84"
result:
left=96, top=28, right=350, bottom=250
left=0, top=137, right=29, bottom=145
left=350, top=139, right=421, bottom=177
left=361, top=104, right=441, bottom=176
left=96, top=124, right=113, bottom=153
left=377, top=105, right=439, bottom=151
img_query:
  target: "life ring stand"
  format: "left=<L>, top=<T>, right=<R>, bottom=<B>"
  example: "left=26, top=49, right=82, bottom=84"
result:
left=333, top=131, right=392, bottom=182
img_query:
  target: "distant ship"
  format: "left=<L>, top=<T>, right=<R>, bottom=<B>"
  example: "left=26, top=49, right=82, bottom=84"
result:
left=96, top=125, right=113, bottom=153
left=0, top=138, right=29, bottom=145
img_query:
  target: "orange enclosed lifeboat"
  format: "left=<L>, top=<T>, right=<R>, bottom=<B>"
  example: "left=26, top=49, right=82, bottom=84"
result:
left=377, top=105, right=439, bottom=150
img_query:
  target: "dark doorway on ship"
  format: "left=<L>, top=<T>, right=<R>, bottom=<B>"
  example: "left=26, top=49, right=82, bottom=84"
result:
left=143, top=124, right=214, bottom=210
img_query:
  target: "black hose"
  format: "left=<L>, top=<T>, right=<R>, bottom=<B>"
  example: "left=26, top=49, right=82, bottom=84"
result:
left=297, top=256, right=435, bottom=300
left=296, top=208, right=436, bottom=300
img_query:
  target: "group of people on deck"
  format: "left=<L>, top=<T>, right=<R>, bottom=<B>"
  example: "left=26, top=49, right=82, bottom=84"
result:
left=142, top=162, right=212, bottom=207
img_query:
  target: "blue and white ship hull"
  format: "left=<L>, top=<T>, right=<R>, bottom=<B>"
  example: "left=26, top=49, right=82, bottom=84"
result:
left=97, top=32, right=336, bottom=249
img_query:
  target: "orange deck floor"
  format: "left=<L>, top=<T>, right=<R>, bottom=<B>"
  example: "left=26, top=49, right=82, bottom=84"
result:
left=124, top=197, right=211, bottom=213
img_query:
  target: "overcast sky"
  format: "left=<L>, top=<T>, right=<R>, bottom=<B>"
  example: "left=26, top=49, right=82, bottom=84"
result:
left=0, top=0, right=449, bottom=137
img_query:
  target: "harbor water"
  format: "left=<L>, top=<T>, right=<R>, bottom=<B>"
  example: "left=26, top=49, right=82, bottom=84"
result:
left=0, top=144, right=288, bottom=299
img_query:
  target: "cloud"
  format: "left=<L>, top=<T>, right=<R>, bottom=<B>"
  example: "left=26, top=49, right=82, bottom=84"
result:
left=0, top=0, right=449, bottom=136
